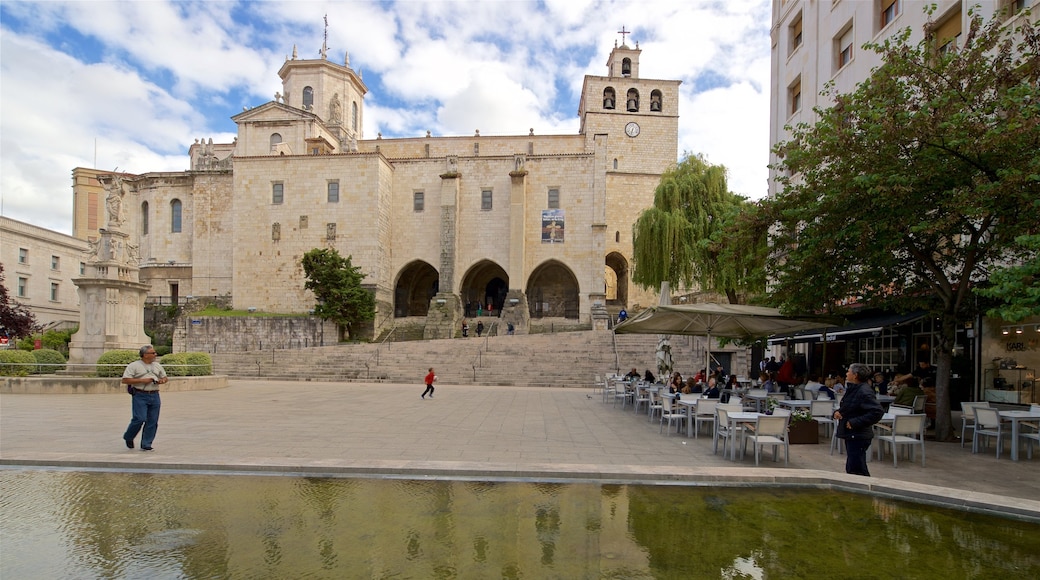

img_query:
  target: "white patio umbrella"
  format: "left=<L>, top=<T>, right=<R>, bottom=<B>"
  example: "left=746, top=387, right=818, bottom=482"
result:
left=614, top=303, right=836, bottom=381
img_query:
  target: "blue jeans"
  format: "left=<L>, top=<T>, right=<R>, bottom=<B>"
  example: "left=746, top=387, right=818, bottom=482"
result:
left=124, top=391, right=161, bottom=448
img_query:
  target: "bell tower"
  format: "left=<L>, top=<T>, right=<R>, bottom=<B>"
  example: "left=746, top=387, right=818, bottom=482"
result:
left=277, top=40, right=368, bottom=145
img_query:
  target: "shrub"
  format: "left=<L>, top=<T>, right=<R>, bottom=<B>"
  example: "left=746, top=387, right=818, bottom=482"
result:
left=13, top=329, right=75, bottom=355
left=155, top=346, right=173, bottom=356
left=0, top=350, right=37, bottom=376
left=31, top=349, right=67, bottom=374
left=95, top=350, right=140, bottom=377
left=160, top=352, right=213, bottom=376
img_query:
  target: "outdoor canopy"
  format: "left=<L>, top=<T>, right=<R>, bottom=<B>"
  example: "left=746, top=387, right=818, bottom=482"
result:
left=613, top=303, right=836, bottom=379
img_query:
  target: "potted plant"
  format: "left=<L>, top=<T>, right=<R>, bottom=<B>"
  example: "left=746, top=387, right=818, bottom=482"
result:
left=787, top=409, right=819, bottom=444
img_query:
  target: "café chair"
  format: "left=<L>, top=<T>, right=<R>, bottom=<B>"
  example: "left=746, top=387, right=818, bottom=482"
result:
left=972, top=407, right=1008, bottom=458
left=876, top=414, right=926, bottom=467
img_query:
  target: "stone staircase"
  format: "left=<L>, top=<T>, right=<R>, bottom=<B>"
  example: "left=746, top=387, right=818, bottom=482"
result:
left=210, top=330, right=704, bottom=388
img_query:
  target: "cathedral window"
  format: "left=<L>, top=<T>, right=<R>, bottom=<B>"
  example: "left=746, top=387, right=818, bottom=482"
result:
left=622, top=57, right=632, bottom=77
left=352, top=102, right=358, bottom=131
left=270, top=133, right=282, bottom=150
left=481, top=189, right=493, bottom=210
left=328, top=181, right=339, bottom=203
left=303, top=86, right=314, bottom=110
left=141, top=201, right=149, bottom=235
left=547, top=188, right=560, bottom=209
left=171, top=199, right=182, bottom=233
left=272, top=183, right=284, bottom=204
left=414, top=191, right=424, bottom=212
left=626, top=89, right=640, bottom=112
left=272, top=223, right=281, bottom=241
left=603, top=87, right=616, bottom=109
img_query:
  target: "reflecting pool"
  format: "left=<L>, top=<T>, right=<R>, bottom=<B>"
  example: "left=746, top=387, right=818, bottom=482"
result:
left=2, top=469, right=1038, bottom=579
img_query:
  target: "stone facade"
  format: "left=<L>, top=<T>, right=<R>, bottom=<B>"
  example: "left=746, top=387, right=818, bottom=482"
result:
left=71, top=39, right=680, bottom=338
left=0, top=216, right=88, bottom=330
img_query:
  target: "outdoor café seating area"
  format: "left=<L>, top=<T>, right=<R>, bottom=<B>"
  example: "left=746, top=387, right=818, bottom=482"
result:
left=598, top=374, right=1040, bottom=467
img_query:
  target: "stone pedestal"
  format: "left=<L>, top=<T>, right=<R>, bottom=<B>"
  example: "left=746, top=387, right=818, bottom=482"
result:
left=500, top=290, right=530, bottom=335
left=423, top=293, right=461, bottom=340
left=590, top=293, right=610, bottom=330
left=68, top=228, right=152, bottom=366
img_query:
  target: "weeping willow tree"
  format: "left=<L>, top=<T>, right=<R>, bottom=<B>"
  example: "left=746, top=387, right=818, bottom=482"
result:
left=631, top=153, right=766, bottom=304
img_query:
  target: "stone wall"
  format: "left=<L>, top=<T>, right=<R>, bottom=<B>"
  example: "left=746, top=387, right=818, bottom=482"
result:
left=2, top=374, right=228, bottom=395
left=174, top=316, right=340, bottom=353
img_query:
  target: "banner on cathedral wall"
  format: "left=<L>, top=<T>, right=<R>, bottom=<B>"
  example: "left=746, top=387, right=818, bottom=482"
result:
left=541, top=209, right=565, bottom=243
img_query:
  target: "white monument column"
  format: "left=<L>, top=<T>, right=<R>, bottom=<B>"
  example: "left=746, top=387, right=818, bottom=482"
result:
left=68, top=174, right=152, bottom=366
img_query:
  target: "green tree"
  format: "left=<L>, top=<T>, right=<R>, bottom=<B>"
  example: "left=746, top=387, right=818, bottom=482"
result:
left=301, top=248, right=376, bottom=339
left=976, top=228, right=1040, bottom=322
left=0, top=263, right=38, bottom=340
left=631, top=153, right=767, bottom=303
left=767, top=11, right=1039, bottom=441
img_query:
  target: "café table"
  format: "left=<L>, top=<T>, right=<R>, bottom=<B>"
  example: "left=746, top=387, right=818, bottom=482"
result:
left=676, top=397, right=704, bottom=438
left=726, top=412, right=763, bottom=460
left=778, top=399, right=813, bottom=410
left=742, top=391, right=773, bottom=412
left=999, top=409, right=1040, bottom=461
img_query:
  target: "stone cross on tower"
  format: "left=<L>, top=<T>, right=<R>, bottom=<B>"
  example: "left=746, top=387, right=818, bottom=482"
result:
left=618, top=26, right=630, bottom=45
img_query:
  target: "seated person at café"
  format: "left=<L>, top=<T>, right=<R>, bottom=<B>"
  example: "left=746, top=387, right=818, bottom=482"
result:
left=804, top=374, right=824, bottom=396
left=760, top=372, right=779, bottom=393
left=683, top=377, right=701, bottom=394
left=703, top=378, right=721, bottom=398
left=725, top=375, right=741, bottom=390
left=693, top=368, right=706, bottom=383
left=624, top=367, right=641, bottom=381
left=871, top=371, right=889, bottom=395
left=669, top=372, right=684, bottom=393
left=818, top=376, right=838, bottom=400
left=892, top=376, right=924, bottom=407
left=643, top=369, right=656, bottom=383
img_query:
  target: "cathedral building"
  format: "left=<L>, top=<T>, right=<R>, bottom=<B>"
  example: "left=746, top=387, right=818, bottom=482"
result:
left=73, top=37, right=680, bottom=339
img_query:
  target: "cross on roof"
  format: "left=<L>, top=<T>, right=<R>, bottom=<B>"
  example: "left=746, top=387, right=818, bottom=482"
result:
left=618, top=26, right=630, bottom=45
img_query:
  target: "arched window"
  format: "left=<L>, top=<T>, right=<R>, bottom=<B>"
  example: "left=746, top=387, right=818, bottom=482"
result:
left=622, top=58, right=632, bottom=76
left=626, top=89, right=640, bottom=112
left=270, top=133, right=282, bottom=148
left=650, top=89, right=663, bottom=112
left=602, top=87, right=616, bottom=109
left=141, top=201, right=149, bottom=235
left=613, top=158, right=618, bottom=170
left=615, top=231, right=620, bottom=243
left=351, top=102, right=358, bottom=131
left=170, top=199, right=182, bottom=233
left=302, top=86, right=314, bottom=109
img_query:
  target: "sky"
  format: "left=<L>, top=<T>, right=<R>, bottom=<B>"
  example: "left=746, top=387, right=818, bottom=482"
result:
left=0, top=0, right=774, bottom=235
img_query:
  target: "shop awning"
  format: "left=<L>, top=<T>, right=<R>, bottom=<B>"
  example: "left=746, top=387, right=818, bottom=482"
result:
left=768, top=310, right=927, bottom=345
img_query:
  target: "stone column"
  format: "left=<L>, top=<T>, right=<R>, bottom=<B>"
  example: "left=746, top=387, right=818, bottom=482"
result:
left=424, top=158, right=462, bottom=339
left=503, top=156, right=531, bottom=333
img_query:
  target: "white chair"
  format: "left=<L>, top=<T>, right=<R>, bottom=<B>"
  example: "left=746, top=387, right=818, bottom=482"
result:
left=1022, top=428, right=1040, bottom=459
left=646, top=390, right=663, bottom=422
left=694, top=400, right=718, bottom=439
left=633, top=383, right=651, bottom=414
left=973, top=407, right=1008, bottom=458
left=876, top=414, right=926, bottom=467
left=660, top=395, right=684, bottom=435
left=743, top=415, right=790, bottom=465
left=613, top=382, right=632, bottom=408
left=959, top=401, right=990, bottom=448
left=713, top=408, right=742, bottom=458
left=911, top=395, right=926, bottom=414
left=811, top=400, right=836, bottom=438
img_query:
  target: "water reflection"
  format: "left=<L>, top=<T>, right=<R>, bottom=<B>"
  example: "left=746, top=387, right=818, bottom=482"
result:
left=1, top=469, right=1038, bottom=578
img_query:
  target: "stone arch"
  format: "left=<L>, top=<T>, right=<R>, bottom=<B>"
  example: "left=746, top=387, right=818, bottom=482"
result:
left=650, top=89, right=663, bottom=112
left=622, top=57, right=632, bottom=76
left=460, top=260, right=508, bottom=316
left=602, top=87, right=616, bottom=109
left=605, top=252, right=629, bottom=308
left=394, top=260, right=439, bottom=317
left=526, top=260, right=580, bottom=319
left=626, top=88, right=640, bottom=112
left=303, top=86, right=314, bottom=109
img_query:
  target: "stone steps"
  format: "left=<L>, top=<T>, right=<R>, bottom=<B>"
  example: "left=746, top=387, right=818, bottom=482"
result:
left=210, top=330, right=707, bottom=387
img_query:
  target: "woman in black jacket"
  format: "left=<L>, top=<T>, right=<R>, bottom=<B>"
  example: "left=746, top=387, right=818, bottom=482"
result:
left=833, top=363, right=884, bottom=476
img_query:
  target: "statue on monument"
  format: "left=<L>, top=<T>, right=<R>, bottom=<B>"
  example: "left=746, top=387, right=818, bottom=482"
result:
left=104, top=174, right=130, bottom=229
left=329, top=93, right=343, bottom=123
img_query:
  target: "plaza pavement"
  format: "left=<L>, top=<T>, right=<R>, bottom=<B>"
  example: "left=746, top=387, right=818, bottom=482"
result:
left=1, top=380, right=1038, bottom=521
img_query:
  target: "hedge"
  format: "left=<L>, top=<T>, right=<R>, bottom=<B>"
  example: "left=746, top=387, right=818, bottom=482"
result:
left=31, top=349, right=67, bottom=374
left=0, top=350, right=37, bottom=376
left=160, top=352, right=213, bottom=376
left=95, top=350, right=141, bottom=377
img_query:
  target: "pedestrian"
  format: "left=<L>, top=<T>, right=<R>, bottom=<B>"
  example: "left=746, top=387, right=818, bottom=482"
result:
left=421, top=367, right=437, bottom=399
left=121, top=345, right=168, bottom=451
left=476, top=321, right=485, bottom=337
left=477, top=302, right=483, bottom=317
left=833, top=363, right=884, bottom=476
left=507, top=322, right=515, bottom=335
left=461, top=320, right=469, bottom=337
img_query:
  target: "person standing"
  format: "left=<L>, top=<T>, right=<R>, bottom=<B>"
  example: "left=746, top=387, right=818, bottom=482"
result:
left=422, top=368, right=437, bottom=399
left=476, top=321, right=484, bottom=337
left=122, top=345, right=168, bottom=451
left=833, top=363, right=884, bottom=476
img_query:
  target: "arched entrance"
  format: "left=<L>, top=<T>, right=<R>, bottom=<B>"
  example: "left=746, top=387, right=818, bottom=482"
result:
left=460, top=260, right=508, bottom=317
left=605, top=252, right=628, bottom=308
left=394, top=261, right=439, bottom=317
left=526, top=260, right=580, bottom=319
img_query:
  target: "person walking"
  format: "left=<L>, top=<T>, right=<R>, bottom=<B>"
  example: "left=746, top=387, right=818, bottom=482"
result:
left=833, top=363, right=884, bottom=476
left=121, top=345, right=168, bottom=451
left=421, top=368, right=437, bottom=399
left=476, top=321, right=484, bottom=337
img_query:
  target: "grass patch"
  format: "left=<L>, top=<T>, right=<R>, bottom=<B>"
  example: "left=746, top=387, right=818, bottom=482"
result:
left=187, top=305, right=306, bottom=318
